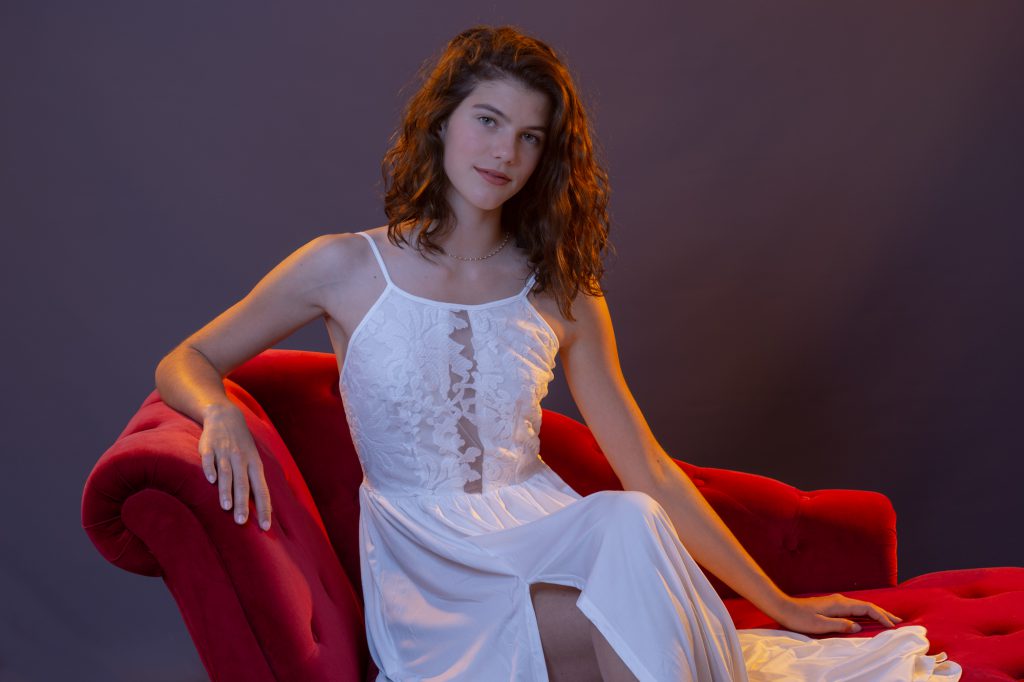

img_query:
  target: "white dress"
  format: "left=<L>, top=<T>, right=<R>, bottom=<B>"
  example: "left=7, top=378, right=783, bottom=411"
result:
left=338, top=230, right=962, bottom=681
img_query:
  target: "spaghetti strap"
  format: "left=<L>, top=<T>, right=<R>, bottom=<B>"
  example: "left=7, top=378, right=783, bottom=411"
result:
left=356, top=231, right=393, bottom=286
left=520, top=270, right=538, bottom=296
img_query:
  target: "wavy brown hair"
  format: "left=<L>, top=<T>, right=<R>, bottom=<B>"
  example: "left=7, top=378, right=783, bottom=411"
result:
left=380, top=25, right=614, bottom=321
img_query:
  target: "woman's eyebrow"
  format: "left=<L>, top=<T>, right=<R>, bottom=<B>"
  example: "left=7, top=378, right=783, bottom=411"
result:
left=472, top=103, right=547, bottom=132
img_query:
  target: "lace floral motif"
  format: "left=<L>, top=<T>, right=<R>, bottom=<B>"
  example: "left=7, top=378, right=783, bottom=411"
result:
left=339, top=286, right=558, bottom=497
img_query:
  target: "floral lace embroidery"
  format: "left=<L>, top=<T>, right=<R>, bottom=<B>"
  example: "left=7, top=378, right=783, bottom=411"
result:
left=338, top=238, right=558, bottom=497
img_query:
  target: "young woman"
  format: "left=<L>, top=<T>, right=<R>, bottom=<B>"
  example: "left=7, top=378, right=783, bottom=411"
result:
left=155, top=25, right=960, bottom=682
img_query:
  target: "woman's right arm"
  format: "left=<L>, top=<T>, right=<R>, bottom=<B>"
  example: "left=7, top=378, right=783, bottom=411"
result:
left=155, top=232, right=354, bottom=532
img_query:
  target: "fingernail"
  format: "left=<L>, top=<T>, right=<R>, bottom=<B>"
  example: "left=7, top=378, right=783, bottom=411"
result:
left=260, top=520, right=270, bottom=531
left=236, top=513, right=245, bottom=523
left=207, top=474, right=215, bottom=483
left=851, top=624, right=861, bottom=632
left=222, top=498, right=231, bottom=510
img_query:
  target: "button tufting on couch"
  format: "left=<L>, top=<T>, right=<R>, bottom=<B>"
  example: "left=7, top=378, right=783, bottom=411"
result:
left=81, top=349, right=1024, bottom=681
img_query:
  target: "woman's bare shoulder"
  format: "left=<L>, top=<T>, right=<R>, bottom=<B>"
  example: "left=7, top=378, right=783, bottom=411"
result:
left=310, top=225, right=388, bottom=271
left=537, top=279, right=607, bottom=353
left=306, top=225, right=393, bottom=305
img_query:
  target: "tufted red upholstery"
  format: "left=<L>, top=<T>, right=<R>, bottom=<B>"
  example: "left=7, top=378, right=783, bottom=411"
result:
left=728, top=565, right=1024, bottom=681
left=82, top=349, right=1024, bottom=681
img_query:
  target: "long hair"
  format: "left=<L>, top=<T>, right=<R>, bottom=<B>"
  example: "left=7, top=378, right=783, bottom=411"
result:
left=380, top=25, right=614, bottom=321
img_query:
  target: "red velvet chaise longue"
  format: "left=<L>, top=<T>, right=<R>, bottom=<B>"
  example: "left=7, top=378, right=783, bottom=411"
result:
left=82, top=349, right=1024, bottom=681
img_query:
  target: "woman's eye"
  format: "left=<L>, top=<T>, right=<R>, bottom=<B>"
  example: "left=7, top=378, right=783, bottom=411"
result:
left=477, top=116, right=541, bottom=144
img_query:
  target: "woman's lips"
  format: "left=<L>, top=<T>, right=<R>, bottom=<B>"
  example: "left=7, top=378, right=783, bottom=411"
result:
left=475, top=167, right=511, bottom=185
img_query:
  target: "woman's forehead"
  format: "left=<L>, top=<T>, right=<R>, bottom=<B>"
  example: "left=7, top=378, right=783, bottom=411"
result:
left=461, top=79, right=551, bottom=123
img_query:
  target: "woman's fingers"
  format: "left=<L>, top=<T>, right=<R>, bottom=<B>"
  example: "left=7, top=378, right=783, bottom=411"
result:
left=781, top=594, right=906, bottom=636
left=198, top=437, right=217, bottom=484
left=217, top=453, right=234, bottom=511
left=827, top=595, right=903, bottom=628
left=199, top=413, right=272, bottom=531
left=812, top=614, right=860, bottom=633
left=864, top=603, right=896, bottom=627
left=233, top=458, right=250, bottom=524
left=219, top=450, right=272, bottom=531
left=249, top=459, right=273, bottom=531
left=841, top=619, right=861, bottom=633
left=858, top=601, right=902, bottom=627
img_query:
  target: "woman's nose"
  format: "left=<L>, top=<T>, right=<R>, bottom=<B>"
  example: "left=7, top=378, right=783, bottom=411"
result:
left=492, top=134, right=517, bottom=164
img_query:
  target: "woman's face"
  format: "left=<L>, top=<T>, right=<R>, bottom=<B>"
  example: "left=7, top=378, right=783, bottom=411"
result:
left=439, top=78, right=551, bottom=215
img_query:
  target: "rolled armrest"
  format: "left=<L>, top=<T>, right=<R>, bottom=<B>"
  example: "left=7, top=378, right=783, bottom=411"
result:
left=81, top=380, right=370, bottom=681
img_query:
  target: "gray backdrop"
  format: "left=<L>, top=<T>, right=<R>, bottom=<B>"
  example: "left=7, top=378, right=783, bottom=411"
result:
left=2, top=2, right=1022, bottom=680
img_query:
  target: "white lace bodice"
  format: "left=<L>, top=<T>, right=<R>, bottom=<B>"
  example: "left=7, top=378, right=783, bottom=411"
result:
left=338, top=231, right=560, bottom=497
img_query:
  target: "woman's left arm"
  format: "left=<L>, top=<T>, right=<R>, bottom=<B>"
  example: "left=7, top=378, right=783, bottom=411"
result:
left=558, top=289, right=901, bottom=635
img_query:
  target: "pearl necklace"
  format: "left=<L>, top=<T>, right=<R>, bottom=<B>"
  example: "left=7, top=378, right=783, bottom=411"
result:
left=440, top=231, right=512, bottom=261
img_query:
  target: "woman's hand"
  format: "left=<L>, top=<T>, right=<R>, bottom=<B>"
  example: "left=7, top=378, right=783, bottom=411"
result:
left=198, top=404, right=273, bottom=531
left=767, top=593, right=903, bottom=635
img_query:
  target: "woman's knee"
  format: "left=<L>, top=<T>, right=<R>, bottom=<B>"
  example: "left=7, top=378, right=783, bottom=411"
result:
left=595, top=489, right=666, bottom=523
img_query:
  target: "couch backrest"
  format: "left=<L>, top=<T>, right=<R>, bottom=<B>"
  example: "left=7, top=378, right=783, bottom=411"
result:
left=226, top=349, right=629, bottom=597
left=226, top=348, right=897, bottom=603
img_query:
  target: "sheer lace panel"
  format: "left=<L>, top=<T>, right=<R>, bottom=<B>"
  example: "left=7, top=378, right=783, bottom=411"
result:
left=337, top=253, right=559, bottom=496
left=449, top=309, right=484, bottom=493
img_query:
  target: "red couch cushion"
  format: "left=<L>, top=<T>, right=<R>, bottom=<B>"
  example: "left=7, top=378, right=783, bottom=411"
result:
left=724, top=566, right=1024, bottom=682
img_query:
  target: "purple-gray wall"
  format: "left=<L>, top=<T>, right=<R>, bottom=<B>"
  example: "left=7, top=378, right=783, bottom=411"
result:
left=2, top=2, right=1021, bottom=680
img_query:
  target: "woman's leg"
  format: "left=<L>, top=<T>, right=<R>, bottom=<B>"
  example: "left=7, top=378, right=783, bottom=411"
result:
left=530, top=582, right=639, bottom=682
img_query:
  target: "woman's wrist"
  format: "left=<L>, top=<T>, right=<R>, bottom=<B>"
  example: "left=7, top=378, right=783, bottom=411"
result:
left=760, top=590, right=797, bottom=622
left=201, top=401, right=241, bottom=423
